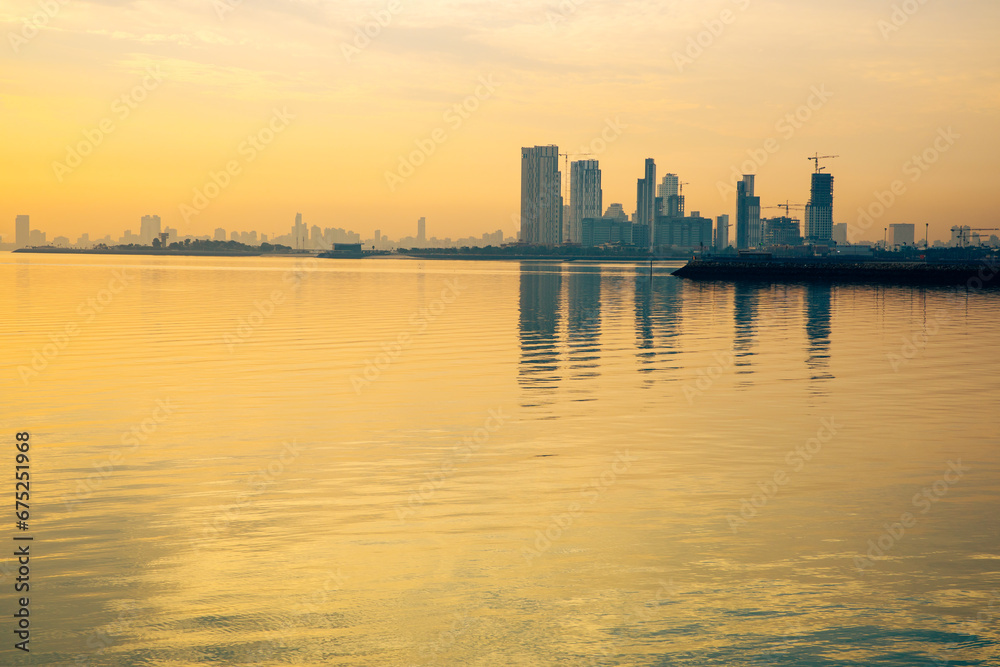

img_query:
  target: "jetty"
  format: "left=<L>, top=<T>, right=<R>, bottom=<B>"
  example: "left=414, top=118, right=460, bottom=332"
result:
left=672, top=256, right=999, bottom=287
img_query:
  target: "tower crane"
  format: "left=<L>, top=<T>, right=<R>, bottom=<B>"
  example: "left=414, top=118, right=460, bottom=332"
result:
left=559, top=152, right=595, bottom=197
left=956, top=227, right=1000, bottom=248
left=763, top=201, right=805, bottom=216
left=808, top=153, right=839, bottom=173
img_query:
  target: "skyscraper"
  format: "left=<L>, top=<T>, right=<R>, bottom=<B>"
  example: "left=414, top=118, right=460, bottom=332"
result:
left=294, top=213, right=307, bottom=249
left=804, top=172, right=834, bottom=243
left=736, top=175, right=761, bottom=249
left=140, top=215, right=161, bottom=245
left=715, top=214, right=730, bottom=250
left=520, top=145, right=562, bottom=245
left=417, top=217, right=426, bottom=244
left=15, top=215, right=29, bottom=248
left=636, top=158, right=656, bottom=247
left=657, top=173, right=679, bottom=199
left=568, top=160, right=602, bottom=244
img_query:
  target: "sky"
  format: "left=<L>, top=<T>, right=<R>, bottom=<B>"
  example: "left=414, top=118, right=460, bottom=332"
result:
left=1, top=0, right=998, bottom=243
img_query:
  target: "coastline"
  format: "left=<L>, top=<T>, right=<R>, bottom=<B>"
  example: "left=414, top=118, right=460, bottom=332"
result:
left=12, top=247, right=272, bottom=257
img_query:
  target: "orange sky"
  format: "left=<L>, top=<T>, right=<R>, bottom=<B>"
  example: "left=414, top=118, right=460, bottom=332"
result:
left=1, top=0, right=998, bottom=243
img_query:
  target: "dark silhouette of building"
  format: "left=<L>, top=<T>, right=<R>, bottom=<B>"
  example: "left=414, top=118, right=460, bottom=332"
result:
left=635, top=158, right=656, bottom=248
left=736, top=175, right=761, bottom=249
left=804, top=173, right=834, bottom=243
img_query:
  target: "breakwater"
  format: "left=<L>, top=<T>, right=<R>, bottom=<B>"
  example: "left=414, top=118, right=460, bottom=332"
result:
left=672, top=257, right=1000, bottom=287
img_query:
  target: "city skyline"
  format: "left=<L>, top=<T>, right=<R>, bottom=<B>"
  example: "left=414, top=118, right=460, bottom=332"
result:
left=2, top=211, right=513, bottom=251
left=1, top=1, right=997, bottom=242
left=8, top=133, right=982, bottom=250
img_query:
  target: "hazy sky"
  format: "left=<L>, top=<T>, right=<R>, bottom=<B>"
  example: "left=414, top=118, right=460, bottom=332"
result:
left=2, top=0, right=998, bottom=242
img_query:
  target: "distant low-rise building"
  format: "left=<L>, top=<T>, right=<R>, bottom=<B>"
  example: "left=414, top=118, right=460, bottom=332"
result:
left=763, top=217, right=802, bottom=246
left=889, top=223, right=915, bottom=247
left=654, top=213, right=713, bottom=249
left=581, top=217, right=625, bottom=246
left=832, top=223, right=848, bottom=245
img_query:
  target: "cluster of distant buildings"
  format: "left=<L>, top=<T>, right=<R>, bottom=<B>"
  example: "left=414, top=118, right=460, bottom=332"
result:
left=518, top=146, right=992, bottom=254
left=2, top=214, right=514, bottom=252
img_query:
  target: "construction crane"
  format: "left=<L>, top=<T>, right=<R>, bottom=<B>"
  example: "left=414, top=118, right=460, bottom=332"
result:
left=763, top=201, right=805, bottom=216
left=559, top=152, right=595, bottom=198
left=956, top=227, right=1000, bottom=248
left=808, top=153, right=839, bottom=173
left=678, top=181, right=691, bottom=196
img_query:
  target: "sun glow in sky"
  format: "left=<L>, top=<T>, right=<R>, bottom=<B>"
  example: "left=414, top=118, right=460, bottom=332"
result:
left=2, top=0, right=999, bottom=242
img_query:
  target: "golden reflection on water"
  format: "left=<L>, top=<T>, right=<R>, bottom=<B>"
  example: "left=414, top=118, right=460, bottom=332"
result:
left=2, top=253, right=999, bottom=665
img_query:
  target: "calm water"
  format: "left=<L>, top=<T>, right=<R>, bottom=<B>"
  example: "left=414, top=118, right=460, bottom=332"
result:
left=2, top=253, right=999, bottom=666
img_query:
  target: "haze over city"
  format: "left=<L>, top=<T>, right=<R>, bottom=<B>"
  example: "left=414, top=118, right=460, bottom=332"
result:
left=2, top=0, right=998, bottom=242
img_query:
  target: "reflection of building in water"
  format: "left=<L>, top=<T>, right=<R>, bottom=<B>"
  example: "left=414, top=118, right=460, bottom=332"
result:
left=566, top=266, right=602, bottom=380
left=732, top=283, right=761, bottom=375
left=518, top=265, right=563, bottom=393
left=804, top=283, right=834, bottom=381
left=633, top=272, right=683, bottom=379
